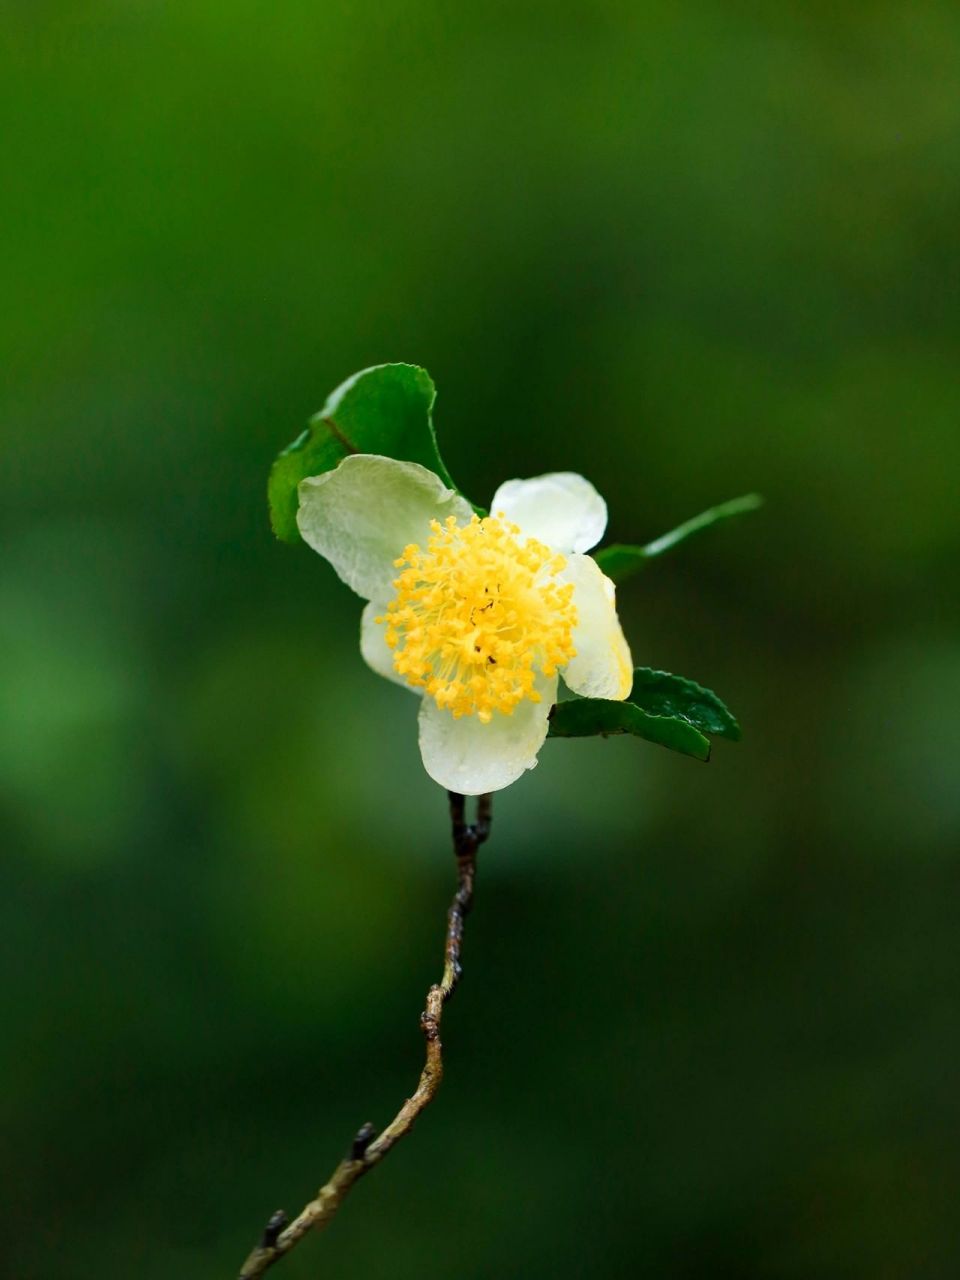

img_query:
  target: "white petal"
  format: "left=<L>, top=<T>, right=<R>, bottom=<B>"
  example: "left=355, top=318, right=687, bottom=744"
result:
left=561, top=554, right=633, bottom=700
left=297, top=455, right=472, bottom=601
left=489, top=472, right=607, bottom=553
left=360, top=602, right=419, bottom=691
left=417, top=674, right=558, bottom=795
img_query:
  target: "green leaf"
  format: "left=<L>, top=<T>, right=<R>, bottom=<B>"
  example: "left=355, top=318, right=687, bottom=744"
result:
left=268, top=363, right=468, bottom=544
left=595, top=492, right=764, bottom=583
left=547, top=667, right=742, bottom=760
left=629, top=667, right=741, bottom=741
left=548, top=698, right=711, bottom=761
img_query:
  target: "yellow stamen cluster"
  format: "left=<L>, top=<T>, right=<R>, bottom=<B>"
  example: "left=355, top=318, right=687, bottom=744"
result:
left=378, top=514, right=578, bottom=722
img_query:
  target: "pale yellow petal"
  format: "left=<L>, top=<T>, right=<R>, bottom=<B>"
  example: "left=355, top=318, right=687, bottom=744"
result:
left=490, top=472, right=607, bottom=553
left=297, top=454, right=472, bottom=601
left=561, top=554, right=633, bottom=700
left=417, top=674, right=558, bottom=794
left=359, top=602, right=419, bottom=691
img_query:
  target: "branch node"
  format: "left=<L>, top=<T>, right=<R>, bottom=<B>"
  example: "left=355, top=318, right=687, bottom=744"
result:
left=260, top=1210, right=288, bottom=1249
left=351, top=1122, right=378, bottom=1161
left=420, top=1007, right=440, bottom=1041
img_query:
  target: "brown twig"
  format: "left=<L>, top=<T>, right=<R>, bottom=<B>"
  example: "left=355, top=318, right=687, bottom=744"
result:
left=237, top=791, right=491, bottom=1279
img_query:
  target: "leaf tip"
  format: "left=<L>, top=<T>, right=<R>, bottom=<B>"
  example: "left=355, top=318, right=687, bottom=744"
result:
left=737, top=492, right=765, bottom=512
left=278, top=426, right=311, bottom=458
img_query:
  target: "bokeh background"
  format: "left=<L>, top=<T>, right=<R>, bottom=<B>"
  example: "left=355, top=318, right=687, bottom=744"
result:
left=4, top=3, right=960, bottom=1277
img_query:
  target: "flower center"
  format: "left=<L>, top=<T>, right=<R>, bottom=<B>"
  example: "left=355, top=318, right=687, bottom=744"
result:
left=379, top=514, right=578, bottom=722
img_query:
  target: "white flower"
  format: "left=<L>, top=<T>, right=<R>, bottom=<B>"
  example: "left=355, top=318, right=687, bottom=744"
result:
left=297, top=455, right=632, bottom=795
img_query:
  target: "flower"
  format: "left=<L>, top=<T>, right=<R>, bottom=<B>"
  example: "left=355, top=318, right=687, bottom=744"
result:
left=297, top=455, right=632, bottom=794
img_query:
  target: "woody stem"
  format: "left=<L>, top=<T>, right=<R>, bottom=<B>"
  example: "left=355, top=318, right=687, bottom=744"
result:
left=235, top=791, right=491, bottom=1279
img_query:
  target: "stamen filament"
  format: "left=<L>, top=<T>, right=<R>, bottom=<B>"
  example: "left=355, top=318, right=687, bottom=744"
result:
left=377, top=514, right=577, bottom=720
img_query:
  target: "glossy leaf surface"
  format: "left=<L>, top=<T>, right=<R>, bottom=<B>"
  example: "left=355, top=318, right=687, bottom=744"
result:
left=629, top=668, right=741, bottom=741
left=268, top=363, right=464, bottom=544
left=548, top=697, right=711, bottom=761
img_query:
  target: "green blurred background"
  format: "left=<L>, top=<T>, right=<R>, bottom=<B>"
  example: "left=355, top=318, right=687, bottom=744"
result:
left=4, top=3, right=960, bottom=1276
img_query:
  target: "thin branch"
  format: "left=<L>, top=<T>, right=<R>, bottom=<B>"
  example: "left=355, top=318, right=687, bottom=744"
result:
left=237, top=791, right=491, bottom=1279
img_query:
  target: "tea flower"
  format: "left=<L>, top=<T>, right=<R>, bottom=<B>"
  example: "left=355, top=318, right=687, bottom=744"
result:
left=297, top=455, right=632, bottom=794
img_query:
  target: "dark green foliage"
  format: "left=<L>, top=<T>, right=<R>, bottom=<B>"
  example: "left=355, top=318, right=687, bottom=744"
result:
left=268, top=364, right=466, bottom=544
left=629, top=668, right=741, bottom=741
left=548, top=668, right=740, bottom=760
left=548, top=696, right=712, bottom=760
